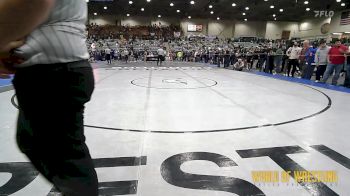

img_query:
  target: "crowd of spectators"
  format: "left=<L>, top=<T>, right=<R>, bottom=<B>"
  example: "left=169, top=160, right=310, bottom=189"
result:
left=86, top=24, right=350, bottom=88
left=87, top=23, right=181, bottom=40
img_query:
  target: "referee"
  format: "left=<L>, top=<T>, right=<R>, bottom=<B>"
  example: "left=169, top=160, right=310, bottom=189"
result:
left=0, top=0, right=98, bottom=196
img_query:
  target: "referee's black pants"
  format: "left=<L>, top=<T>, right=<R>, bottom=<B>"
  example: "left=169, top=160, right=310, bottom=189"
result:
left=12, top=60, right=98, bottom=196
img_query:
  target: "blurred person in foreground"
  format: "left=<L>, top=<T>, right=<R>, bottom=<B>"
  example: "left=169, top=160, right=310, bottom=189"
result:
left=0, top=0, right=98, bottom=195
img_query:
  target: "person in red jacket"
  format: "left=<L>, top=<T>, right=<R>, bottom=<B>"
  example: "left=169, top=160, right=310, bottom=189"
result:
left=321, top=39, right=348, bottom=85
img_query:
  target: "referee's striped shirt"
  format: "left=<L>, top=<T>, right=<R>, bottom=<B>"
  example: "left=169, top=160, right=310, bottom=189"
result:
left=15, top=0, right=89, bottom=67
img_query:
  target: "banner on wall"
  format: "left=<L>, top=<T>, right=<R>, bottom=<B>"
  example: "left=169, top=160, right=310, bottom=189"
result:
left=187, top=24, right=203, bottom=32
left=340, top=11, right=350, bottom=25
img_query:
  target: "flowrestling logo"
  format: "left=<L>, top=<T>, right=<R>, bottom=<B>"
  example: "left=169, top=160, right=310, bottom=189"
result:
left=314, top=10, right=335, bottom=18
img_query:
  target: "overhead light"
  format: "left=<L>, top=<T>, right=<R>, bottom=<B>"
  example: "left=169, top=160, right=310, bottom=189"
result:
left=104, top=6, right=107, bottom=10
left=126, top=13, right=130, bottom=16
left=244, top=18, right=248, bottom=21
left=242, top=12, right=246, bottom=15
left=129, top=1, right=133, bottom=5
left=232, top=3, right=236, bottom=7
left=141, top=8, right=145, bottom=11
left=336, top=0, right=341, bottom=2
left=245, top=7, right=249, bottom=10
left=279, top=9, right=284, bottom=12
left=190, top=1, right=195, bottom=5
left=188, top=16, right=192, bottom=19
left=146, top=0, right=151, bottom=2
left=217, top=17, right=220, bottom=20
left=158, top=15, right=161, bottom=18
left=341, top=3, right=345, bottom=6
left=273, top=14, right=276, bottom=17
left=270, top=5, right=274, bottom=8
left=210, top=11, right=214, bottom=14
left=304, top=1, right=309, bottom=4
left=209, top=5, right=213, bottom=8
left=332, top=32, right=342, bottom=35
left=306, top=7, right=310, bottom=11
left=94, top=12, right=97, bottom=15
left=170, top=2, right=174, bottom=6
left=274, top=18, right=277, bottom=21
left=345, top=32, right=350, bottom=33
left=86, top=0, right=89, bottom=2
left=177, top=9, right=180, bottom=13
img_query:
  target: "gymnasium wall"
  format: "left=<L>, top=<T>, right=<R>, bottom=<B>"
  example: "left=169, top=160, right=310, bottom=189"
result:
left=89, top=15, right=117, bottom=25
left=295, top=18, right=332, bottom=39
left=208, top=20, right=235, bottom=38
left=265, top=21, right=299, bottom=40
left=88, top=14, right=347, bottom=39
left=234, top=21, right=267, bottom=38
left=328, top=10, right=350, bottom=33
left=121, top=16, right=151, bottom=26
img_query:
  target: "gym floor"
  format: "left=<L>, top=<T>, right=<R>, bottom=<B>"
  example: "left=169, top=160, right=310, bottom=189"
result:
left=0, top=61, right=349, bottom=196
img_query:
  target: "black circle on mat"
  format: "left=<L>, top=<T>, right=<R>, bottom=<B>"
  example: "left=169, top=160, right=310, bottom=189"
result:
left=10, top=84, right=332, bottom=134
left=131, top=76, right=218, bottom=89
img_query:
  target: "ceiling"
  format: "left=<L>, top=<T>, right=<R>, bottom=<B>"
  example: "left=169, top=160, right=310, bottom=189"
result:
left=88, top=0, right=350, bottom=22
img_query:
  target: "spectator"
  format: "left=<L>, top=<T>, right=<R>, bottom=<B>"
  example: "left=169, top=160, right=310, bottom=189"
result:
left=157, top=46, right=166, bottom=66
left=234, top=58, right=245, bottom=71
left=314, top=40, right=330, bottom=82
left=224, top=50, right=231, bottom=68
left=302, top=44, right=317, bottom=80
left=105, top=47, right=112, bottom=64
left=300, top=40, right=311, bottom=77
left=266, top=49, right=275, bottom=74
left=274, top=46, right=283, bottom=73
left=122, top=49, right=129, bottom=63
left=322, top=39, right=348, bottom=85
left=286, top=42, right=302, bottom=77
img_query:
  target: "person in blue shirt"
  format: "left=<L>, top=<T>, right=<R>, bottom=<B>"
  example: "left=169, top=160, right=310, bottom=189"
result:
left=302, top=44, right=317, bottom=80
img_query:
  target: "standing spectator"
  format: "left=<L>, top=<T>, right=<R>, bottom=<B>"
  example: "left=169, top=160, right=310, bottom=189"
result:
left=300, top=40, right=311, bottom=77
left=302, top=45, right=317, bottom=80
left=105, top=47, right=112, bottom=64
left=111, top=48, right=115, bottom=61
left=314, top=40, right=330, bottom=82
left=157, top=46, right=166, bottom=66
left=91, top=42, right=97, bottom=62
left=274, top=46, right=283, bottom=73
left=223, top=50, right=230, bottom=68
left=286, top=42, right=302, bottom=77
left=266, top=49, right=275, bottom=74
left=123, top=49, right=129, bottom=63
left=322, top=39, right=348, bottom=85
left=281, top=48, right=289, bottom=74
left=258, top=49, right=267, bottom=72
